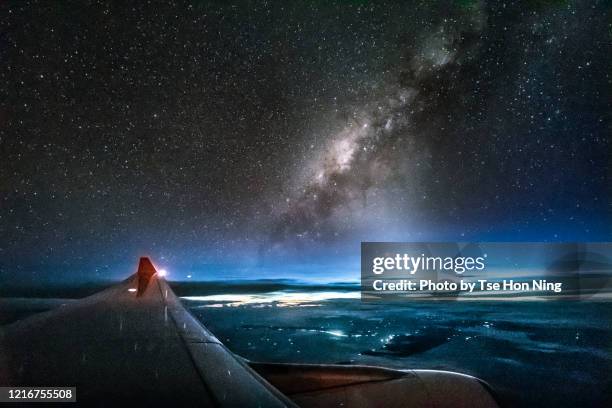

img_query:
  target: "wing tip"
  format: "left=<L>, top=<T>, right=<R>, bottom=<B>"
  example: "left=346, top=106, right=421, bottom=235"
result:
left=137, top=257, right=157, bottom=295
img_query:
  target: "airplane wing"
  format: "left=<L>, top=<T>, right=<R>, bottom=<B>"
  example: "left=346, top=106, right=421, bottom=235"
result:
left=0, top=258, right=501, bottom=407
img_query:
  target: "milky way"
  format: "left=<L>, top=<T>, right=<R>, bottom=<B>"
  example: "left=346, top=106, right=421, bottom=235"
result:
left=270, top=3, right=489, bottom=247
left=268, top=1, right=610, bottom=252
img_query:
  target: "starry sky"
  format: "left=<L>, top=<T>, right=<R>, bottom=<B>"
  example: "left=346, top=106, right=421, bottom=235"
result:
left=1, top=1, right=610, bottom=283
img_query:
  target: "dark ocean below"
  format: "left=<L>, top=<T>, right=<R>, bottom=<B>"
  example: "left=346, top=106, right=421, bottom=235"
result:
left=1, top=279, right=611, bottom=407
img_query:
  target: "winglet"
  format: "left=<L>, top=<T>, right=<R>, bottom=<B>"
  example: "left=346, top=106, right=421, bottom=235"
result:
left=137, top=257, right=157, bottom=296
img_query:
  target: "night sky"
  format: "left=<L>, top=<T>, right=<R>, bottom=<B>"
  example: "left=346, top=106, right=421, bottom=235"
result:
left=1, top=1, right=610, bottom=283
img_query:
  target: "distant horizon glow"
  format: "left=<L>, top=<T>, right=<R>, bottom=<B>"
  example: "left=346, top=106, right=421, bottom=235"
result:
left=182, top=291, right=360, bottom=307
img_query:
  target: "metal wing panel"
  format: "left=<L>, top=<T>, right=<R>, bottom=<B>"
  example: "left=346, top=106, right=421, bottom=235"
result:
left=0, top=258, right=294, bottom=407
